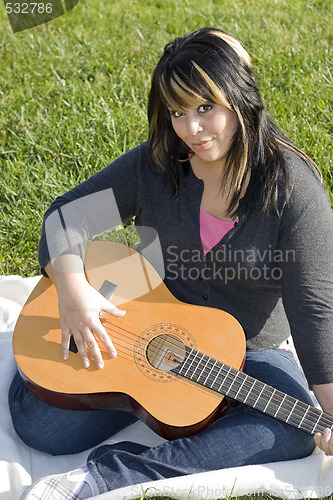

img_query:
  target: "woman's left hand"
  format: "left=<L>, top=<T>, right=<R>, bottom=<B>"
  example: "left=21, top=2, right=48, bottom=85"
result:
left=314, top=428, right=333, bottom=455
left=312, top=384, right=333, bottom=455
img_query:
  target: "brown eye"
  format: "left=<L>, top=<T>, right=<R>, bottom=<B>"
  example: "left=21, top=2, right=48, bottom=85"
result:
left=170, top=110, right=185, bottom=118
left=198, top=104, right=213, bottom=113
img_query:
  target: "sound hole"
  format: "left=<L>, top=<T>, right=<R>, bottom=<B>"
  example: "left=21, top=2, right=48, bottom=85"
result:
left=146, top=334, right=186, bottom=372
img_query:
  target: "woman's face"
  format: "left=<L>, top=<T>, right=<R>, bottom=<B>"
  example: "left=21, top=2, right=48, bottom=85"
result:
left=169, top=102, right=238, bottom=167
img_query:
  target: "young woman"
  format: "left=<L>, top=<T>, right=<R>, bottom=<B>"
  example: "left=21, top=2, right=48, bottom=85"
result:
left=9, top=27, right=333, bottom=500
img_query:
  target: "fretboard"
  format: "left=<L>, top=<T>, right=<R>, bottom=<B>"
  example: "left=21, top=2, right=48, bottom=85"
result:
left=171, top=347, right=333, bottom=435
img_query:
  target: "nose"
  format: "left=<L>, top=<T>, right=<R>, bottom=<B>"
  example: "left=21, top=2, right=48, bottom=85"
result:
left=187, top=114, right=203, bottom=136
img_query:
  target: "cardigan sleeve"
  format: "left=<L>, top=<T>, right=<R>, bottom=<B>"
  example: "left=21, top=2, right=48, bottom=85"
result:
left=278, top=156, right=333, bottom=386
left=38, top=143, right=147, bottom=271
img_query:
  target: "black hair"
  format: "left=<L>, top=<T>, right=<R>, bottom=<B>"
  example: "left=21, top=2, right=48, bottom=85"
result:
left=147, top=27, right=321, bottom=218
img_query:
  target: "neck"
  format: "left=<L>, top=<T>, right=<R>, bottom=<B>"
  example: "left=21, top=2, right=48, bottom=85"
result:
left=172, top=346, right=333, bottom=436
left=190, top=156, right=227, bottom=183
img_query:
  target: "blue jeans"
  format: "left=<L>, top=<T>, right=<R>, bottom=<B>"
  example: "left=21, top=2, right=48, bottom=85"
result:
left=8, top=373, right=137, bottom=455
left=9, top=349, right=316, bottom=493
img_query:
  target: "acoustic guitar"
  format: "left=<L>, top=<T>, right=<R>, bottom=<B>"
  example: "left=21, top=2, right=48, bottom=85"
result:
left=13, top=241, right=333, bottom=440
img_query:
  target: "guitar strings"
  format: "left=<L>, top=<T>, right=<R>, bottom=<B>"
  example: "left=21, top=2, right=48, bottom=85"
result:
left=64, top=282, right=331, bottom=433
left=182, top=356, right=333, bottom=432
left=94, top=315, right=333, bottom=432
left=102, top=337, right=331, bottom=433
left=84, top=251, right=331, bottom=431
left=81, top=320, right=233, bottom=409
left=101, top=314, right=323, bottom=423
left=92, top=320, right=220, bottom=403
left=182, top=349, right=333, bottom=433
left=105, top=330, right=332, bottom=434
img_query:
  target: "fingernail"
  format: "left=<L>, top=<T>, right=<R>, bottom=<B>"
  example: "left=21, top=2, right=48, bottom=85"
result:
left=83, top=359, right=90, bottom=368
left=97, top=362, right=104, bottom=369
left=63, top=353, right=69, bottom=360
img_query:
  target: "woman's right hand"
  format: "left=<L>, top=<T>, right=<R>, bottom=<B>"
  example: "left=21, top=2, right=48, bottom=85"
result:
left=45, top=256, right=126, bottom=369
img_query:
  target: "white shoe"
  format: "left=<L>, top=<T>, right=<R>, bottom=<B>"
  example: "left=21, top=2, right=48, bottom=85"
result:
left=21, top=467, right=96, bottom=500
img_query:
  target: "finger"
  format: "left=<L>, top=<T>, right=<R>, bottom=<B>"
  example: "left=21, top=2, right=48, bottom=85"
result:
left=83, top=330, right=105, bottom=369
left=72, top=330, right=91, bottom=368
left=101, top=300, right=126, bottom=318
left=314, top=432, right=322, bottom=448
left=315, top=428, right=333, bottom=455
left=93, top=321, right=117, bottom=358
left=322, top=428, right=333, bottom=455
left=61, top=325, right=71, bottom=361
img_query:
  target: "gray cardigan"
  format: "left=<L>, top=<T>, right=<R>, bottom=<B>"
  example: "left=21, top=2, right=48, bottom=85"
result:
left=38, top=142, right=333, bottom=386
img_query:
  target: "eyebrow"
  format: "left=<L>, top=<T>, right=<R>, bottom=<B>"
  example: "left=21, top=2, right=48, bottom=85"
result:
left=167, top=105, right=184, bottom=113
left=167, top=101, right=213, bottom=112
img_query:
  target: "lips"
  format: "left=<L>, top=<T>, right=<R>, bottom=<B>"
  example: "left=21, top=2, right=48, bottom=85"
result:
left=191, top=139, right=213, bottom=151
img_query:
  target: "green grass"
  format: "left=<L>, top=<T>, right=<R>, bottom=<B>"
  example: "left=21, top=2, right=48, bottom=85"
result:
left=0, top=4, right=332, bottom=500
left=0, top=0, right=332, bottom=276
left=0, top=4, right=332, bottom=499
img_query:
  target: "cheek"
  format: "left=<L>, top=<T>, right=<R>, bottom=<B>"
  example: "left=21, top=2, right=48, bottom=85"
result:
left=228, top=112, right=238, bottom=135
left=224, top=110, right=238, bottom=135
left=215, top=112, right=238, bottom=141
left=211, top=115, right=227, bottom=133
left=171, top=119, right=186, bottom=140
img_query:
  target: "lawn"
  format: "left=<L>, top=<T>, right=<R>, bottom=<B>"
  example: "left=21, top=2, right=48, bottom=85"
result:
left=0, top=1, right=332, bottom=499
left=0, top=0, right=332, bottom=276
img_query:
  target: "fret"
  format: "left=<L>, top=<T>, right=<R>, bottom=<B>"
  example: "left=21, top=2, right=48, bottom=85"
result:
left=251, top=382, right=266, bottom=409
left=242, top=378, right=257, bottom=404
left=273, top=394, right=286, bottom=418
left=234, top=373, right=248, bottom=399
left=311, top=410, right=324, bottom=434
left=204, top=360, right=218, bottom=387
left=182, top=349, right=199, bottom=378
left=210, top=363, right=224, bottom=388
left=189, top=351, right=205, bottom=380
left=223, top=370, right=242, bottom=397
left=297, top=406, right=310, bottom=429
left=173, top=348, right=193, bottom=377
left=262, top=388, right=276, bottom=413
left=285, top=399, right=298, bottom=423
left=218, top=366, right=232, bottom=393
left=211, top=365, right=233, bottom=394
left=197, top=355, right=213, bottom=384
left=170, top=347, right=333, bottom=438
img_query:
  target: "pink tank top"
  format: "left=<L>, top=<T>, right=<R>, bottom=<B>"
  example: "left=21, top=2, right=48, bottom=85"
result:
left=200, top=207, right=237, bottom=254
left=200, top=208, right=289, bottom=351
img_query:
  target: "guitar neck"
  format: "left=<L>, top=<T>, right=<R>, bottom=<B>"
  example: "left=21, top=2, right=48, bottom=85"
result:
left=172, top=347, right=333, bottom=435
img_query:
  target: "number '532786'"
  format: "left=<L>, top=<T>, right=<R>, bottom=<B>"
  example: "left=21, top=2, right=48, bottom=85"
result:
left=5, top=3, right=53, bottom=14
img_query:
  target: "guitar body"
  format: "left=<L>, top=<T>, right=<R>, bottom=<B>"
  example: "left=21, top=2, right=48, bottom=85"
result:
left=13, top=241, right=246, bottom=439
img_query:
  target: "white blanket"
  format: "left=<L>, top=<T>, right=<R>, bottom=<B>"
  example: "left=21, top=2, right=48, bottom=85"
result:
left=1, top=275, right=332, bottom=500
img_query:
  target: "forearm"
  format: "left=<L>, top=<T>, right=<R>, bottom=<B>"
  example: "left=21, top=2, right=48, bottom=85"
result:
left=44, top=254, right=87, bottom=294
left=312, top=383, right=333, bottom=454
left=312, top=383, right=333, bottom=415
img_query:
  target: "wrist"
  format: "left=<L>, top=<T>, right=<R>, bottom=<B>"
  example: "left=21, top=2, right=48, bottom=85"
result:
left=45, top=254, right=85, bottom=288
